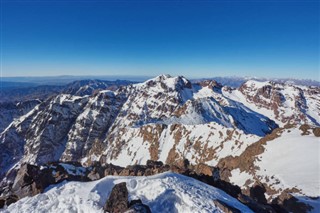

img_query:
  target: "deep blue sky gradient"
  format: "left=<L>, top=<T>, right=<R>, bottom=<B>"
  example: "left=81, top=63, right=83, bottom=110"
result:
left=1, top=0, right=319, bottom=79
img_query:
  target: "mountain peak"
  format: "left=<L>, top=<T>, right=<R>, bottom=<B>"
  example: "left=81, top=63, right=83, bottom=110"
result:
left=135, top=74, right=191, bottom=91
left=242, top=80, right=272, bottom=88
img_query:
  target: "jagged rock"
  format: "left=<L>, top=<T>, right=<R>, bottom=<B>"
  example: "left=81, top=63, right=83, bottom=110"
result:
left=4, top=195, right=18, bottom=207
left=0, top=194, right=19, bottom=208
left=272, top=192, right=313, bottom=213
left=126, top=199, right=152, bottom=213
left=11, top=164, right=42, bottom=198
left=87, top=162, right=104, bottom=180
left=237, top=194, right=276, bottom=213
left=236, top=80, right=319, bottom=126
left=87, top=170, right=101, bottom=181
left=146, top=160, right=163, bottom=168
left=104, top=182, right=129, bottom=213
left=212, top=167, right=220, bottom=181
left=191, top=163, right=213, bottom=176
left=0, top=99, right=41, bottom=132
left=313, top=127, right=320, bottom=137
left=119, top=165, right=147, bottom=176
left=0, top=198, right=5, bottom=208
left=213, top=199, right=241, bottom=213
left=250, top=184, right=268, bottom=204
left=103, top=164, right=124, bottom=176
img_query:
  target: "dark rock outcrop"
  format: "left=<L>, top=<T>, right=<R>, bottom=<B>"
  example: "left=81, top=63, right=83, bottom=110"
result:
left=11, top=164, right=54, bottom=199
left=127, top=199, right=152, bottom=213
left=0, top=160, right=312, bottom=213
left=271, top=192, right=313, bottom=213
left=0, top=195, right=18, bottom=208
left=213, top=199, right=241, bottom=213
left=104, top=182, right=129, bottom=213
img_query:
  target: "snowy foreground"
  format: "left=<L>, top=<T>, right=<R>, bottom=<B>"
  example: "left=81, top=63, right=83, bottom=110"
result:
left=0, top=172, right=253, bottom=213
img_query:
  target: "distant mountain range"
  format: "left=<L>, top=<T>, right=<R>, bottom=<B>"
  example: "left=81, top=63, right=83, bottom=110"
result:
left=2, top=75, right=319, bottom=88
left=193, top=76, right=320, bottom=88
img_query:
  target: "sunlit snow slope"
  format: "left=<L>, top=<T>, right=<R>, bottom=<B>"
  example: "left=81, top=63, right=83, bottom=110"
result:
left=0, top=172, right=253, bottom=213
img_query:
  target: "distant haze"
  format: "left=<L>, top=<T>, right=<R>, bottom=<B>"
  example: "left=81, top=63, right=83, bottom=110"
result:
left=1, top=75, right=319, bottom=88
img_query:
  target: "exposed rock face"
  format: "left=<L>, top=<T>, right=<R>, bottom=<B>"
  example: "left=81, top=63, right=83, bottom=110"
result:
left=197, top=80, right=223, bottom=90
left=126, top=199, right=152, bottom=213
left=0, top=99, right=41, bottom=133
left=104, top=182, right=129, bottom=213
left=11, top=164, right=44, bottom=198
left=61, top=91, right=126, bottom=162
left=0, top=101, right=48, bottom=180
left=103, top=184, right=152, bottom=213
left=226, top=80, right=320, bottom=126
left=272, top=191, right=313, bottom=213
left=213, top=199, right=241, bottom=213
left=0, top=195, right=18, bottom=208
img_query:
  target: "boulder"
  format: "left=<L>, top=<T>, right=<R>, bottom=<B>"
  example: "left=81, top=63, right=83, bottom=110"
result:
left=104, top=182, right=129, bottom=213
left=11, top=164, right=41, bottom=198
left=250, top=184, right=268, bottom=204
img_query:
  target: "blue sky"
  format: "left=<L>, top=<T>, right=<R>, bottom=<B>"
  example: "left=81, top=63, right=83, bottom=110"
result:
left=1, top=0, right=319, bottom=79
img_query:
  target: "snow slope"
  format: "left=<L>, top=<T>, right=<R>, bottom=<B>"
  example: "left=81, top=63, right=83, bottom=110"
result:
left=0, top=172, right=253, bottom=213
left=228, top=127, right=320, bottom=199
left=255, top=128, right=320, bottom=197
left=103, top=122, right=260, bottom=167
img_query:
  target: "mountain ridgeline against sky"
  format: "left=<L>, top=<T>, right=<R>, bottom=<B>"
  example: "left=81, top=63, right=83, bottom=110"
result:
left=0, top=75, right=319, bottom=212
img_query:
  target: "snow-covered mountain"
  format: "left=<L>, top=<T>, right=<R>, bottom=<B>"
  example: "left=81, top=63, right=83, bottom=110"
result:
left=223, top=80, right=320, bottom=126
left=0, top=79, right=132, bottom=103
left=0, top=74, right=319, bottom=212
left=0, top=100, right=41, bottom=133
left=194, top=76, right=320, bottom=88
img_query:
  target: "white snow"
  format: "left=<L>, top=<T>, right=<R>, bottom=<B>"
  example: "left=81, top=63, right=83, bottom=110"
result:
left=104, top=122, right=260, bottom=167
left=229, top=168, right=254, bottom=188
left=59, top=163, right=86, bottom=176
left=223, top=81, right=320, bottom=126
left=255, top=128, right=320, bottom=197
left=244, top=80, right=271, bottom=90
left=222, top=88, right=280, bottom=125
left=0, top=172, right=253, bottom=213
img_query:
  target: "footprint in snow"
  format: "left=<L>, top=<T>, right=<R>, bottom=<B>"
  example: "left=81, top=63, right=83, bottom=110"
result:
left=128, top=179, right=138, bottom=190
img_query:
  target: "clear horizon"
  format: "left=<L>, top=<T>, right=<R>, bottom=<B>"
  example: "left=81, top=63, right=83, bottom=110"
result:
left=1, top=1, right=319, bottom=79
left=2, top=74, right=320, bottom=82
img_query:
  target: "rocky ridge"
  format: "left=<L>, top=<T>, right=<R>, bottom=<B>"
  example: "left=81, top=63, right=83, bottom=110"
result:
left=0, top=160, right=306, bottom=212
